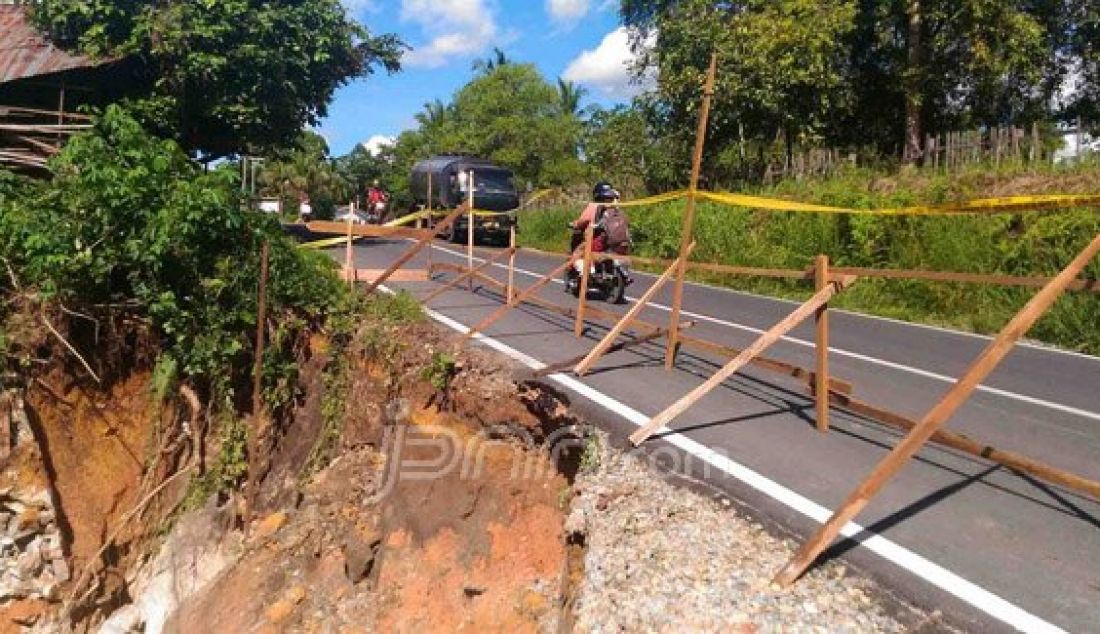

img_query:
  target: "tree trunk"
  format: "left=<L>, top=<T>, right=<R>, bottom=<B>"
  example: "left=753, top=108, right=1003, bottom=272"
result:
left=903, top=0, right=923, bottom=163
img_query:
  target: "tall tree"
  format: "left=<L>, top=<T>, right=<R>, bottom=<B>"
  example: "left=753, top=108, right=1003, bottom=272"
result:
left=399, top=63, right=585, bottom=187
left=31, top=0, right=403, bottom=157
left=903, top=0, right=923, bottom=162
left=472, top=47, right=511, bottom=75
left=557, top=79, right=589, bottom=118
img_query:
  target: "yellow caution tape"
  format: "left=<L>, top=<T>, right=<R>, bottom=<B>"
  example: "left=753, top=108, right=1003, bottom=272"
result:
left=698, top=191, right=847, bottom=213
left=299, top=236, right=357, bottom=250
left=384, top=209, right=431, bottom=227
left=614, top=190, right=691, bottom=208
left=607, top=189, right=1100, bottom=216
left=520, top=188, right=556, bottom=208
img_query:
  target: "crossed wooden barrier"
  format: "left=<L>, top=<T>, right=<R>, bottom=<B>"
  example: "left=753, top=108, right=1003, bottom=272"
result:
left=418, top=231, right=1100, bottom=590
left=320, top=47, right=1100, bottom=595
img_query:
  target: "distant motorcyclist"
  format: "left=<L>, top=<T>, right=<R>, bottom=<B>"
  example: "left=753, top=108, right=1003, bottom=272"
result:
left=366, top=180, right=388, bottom=223
left=565, top=182, right=633, bottom=292
left=571, top=182, right=632, bottom=255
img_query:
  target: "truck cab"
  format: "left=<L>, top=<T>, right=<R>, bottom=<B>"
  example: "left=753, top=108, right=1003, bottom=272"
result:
left=410, top=156, right=519, bottom=245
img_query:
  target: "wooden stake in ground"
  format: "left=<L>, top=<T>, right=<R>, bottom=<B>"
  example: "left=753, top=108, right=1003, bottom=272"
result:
left=631, top=275, right=855, bottom=445
left=815, top=254, right=831, bottom=433
left=508, top=223, right=517, bottom=303
left=576, top=245, right=695, bottom=377
left=363, top=205, right=465, bottom=295
left=575, top=225, right=595, bottom=337
left=426, top=170, right=434, bottom=274
left=773, top=232, right=1100, bottom=587
left=468, top=170, right=475, bottom=291
left=666, top=53, right=718, bottom=370
left=245, top=240, right=270, bottom=534
left=422, top=247, right=515, bottom=303
left=344, top=205, right=354, bottom=285
left=462, top=254, right=580, bottom=342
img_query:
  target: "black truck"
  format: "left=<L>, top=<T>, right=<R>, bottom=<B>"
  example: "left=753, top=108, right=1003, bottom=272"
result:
left=410, top=156, right=519, bottom=245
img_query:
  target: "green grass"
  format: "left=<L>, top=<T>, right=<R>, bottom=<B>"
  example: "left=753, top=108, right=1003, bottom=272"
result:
left=517, top=163, right=1100, bottom=354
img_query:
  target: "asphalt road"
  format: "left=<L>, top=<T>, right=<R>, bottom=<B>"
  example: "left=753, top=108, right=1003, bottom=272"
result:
left=337, top=236, right=1100, bottom=632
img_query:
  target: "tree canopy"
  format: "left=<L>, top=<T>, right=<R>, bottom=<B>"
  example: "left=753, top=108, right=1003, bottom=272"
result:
left=31, top=0, right=404, bottom=158
left=381, top=63, right=586, bottom=192
left=622, top=0, right=1096, bottom=177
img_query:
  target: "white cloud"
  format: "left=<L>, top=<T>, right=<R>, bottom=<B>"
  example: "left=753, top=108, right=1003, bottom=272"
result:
left=401, top=0, right=499, bottom=68
left=546, top=0, right=592, bottom=27
left=340, top=0, right=378, bottom=17
left=563, top=27, right=654, bottom=100
left=361, top=135, right=395, bottom=156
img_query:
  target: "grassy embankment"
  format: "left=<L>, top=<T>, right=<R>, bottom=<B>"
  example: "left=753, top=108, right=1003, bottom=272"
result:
left=517, top=162, right=1100, bottom=354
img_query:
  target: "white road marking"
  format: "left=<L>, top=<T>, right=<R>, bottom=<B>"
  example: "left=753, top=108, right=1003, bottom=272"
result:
left=425, top=244, right=1100, bottom=423
left=405, top=289, right=1065, bottom=634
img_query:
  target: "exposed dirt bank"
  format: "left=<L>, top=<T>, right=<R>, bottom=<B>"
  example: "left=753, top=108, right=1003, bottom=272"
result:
left=3, top=315, right=941, bottom=632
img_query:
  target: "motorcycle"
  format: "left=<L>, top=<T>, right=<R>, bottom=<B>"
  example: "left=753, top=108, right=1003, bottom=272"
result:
left=564, top=226, right=633, bottom=304
left=364, top=200, right=387, bottom=225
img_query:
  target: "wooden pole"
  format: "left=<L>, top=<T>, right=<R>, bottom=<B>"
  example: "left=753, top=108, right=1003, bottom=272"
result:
left=574, top=225, right=595, bottom=337
left=363, top=206, right=465, bottom=294
left=773, top=232, right=1100, bottom=587
left=815, top=255, right=831, bottom=433
left=468, top=170, right=475, bottom=291
left=576, top=246, right=695, bottom=377
left=665, top=52, right=718, bottom=370
left=245, top=240, right=270, bottom=534
left=344, top=205, right=354, bottom=285
left=825, top=391, right=1100, bottom=502
left=534, top=324, right=693, bottom=378
left=422, top=247, right=515, bottom=303
left=630, top=276, right=855, bottom=446
left=426, top=170, right=434, bottom=275
left=1077, top=116, right=1084, bottom=162
left=508, top=223, right=517, bottom=303
left=462, top=255, right=580, bottom=342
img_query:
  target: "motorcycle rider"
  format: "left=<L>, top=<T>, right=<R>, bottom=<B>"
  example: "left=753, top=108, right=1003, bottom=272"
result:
left=565, top=182, right=633, bottom=294
left=366, top=179, right=388, bottom=222
left=570, top=181, right=619, bottom=254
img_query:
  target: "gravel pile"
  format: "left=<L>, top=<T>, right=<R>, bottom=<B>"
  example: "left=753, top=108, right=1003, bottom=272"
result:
left=566, top=435, right=938, bottom=632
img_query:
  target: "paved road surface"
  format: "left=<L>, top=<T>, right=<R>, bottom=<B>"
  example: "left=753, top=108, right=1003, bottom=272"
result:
left=335, top=236, right=1100, bottom=632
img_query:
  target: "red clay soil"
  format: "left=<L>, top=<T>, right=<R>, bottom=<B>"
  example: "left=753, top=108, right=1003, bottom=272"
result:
left=375, top=409, right=567, bottom=633
left=25, top=372, right=155, bottom=567
left=165, top=380, right=571, bottom=633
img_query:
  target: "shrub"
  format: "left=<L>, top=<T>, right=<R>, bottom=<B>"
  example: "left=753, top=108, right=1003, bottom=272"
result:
left=0, top=106, right=356, bottom=400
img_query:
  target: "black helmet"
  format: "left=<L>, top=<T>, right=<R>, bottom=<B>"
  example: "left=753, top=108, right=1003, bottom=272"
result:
left=593, top=182, right=617, bottom=202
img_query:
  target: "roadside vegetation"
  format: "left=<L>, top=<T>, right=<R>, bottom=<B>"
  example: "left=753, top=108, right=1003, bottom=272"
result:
left=519, top=161, right=1100, bottom=354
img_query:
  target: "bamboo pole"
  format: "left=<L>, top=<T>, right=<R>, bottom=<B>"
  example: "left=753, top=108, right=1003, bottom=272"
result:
left=665, top=53, right=718, bottom=370
left=577, top=246, right=694, bottom=377
left=815, top=255, right=831, bottom=433
left=630, top=276, right=856, bottom=446
left=575, top=225, right=595, bottom=337
left=773, top=232, right=1100, bottom=587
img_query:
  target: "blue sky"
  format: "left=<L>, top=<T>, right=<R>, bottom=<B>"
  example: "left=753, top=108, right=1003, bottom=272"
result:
left=319, top=0, right=644, bottom=156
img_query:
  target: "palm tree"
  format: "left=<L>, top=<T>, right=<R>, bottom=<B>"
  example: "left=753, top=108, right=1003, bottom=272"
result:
left=415, top=99, right=450, bottom=127
left=472, top=47, right=510, bottom=75
left=557, top=79, right=588, bottom=118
